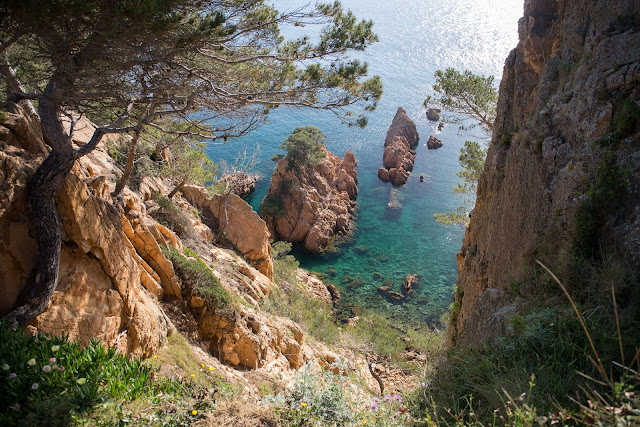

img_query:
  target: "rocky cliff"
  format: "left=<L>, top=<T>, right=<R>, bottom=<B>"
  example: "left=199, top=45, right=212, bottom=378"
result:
left=261, top=147, right=358, bottom=253
left=453, top=0, right=640, bottom=345
left=0, top=103, right=337, bottom=375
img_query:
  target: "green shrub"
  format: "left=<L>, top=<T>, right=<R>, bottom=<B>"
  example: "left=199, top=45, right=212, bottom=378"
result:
left=414, top=305, right=628, bottom=424
left=573, top=149, right=627, bottom=259
left=164, top=246, right=231, bottom=310
left=271, top=241, right=300, bottom=286
left=260, top=193, right=286, bottom=219
left=152, top=192, right=197, bottom=241
left=268, top=362, right=353, bottom=426
left=612, top=97, right=640, bottom=137
left=106, top=137, right=160, bottom=180
left=0, top=323, right=154, bottom=425
left=279, top=126, right=327, bottom=170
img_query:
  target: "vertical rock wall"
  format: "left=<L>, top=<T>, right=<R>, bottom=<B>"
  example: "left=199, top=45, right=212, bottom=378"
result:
left=453, top=0, right=640, bottom=345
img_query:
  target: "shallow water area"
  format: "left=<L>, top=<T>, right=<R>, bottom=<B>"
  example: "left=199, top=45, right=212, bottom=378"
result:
left=208, top=0, right=521, bottom=326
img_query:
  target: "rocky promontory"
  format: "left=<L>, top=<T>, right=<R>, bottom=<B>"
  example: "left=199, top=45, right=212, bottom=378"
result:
left=219, top=172, right=259, bottom=199
left=378, top=107, right=419, bottom=186
left=260, top=147, right=358, bottom=253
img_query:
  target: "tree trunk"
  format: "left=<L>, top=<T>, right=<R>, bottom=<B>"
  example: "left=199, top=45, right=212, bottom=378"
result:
left=168, top=179, right=187, bottom=198
left=112, top=127, right=141, bottom=197
left=5, top=150, right=75, bottom=325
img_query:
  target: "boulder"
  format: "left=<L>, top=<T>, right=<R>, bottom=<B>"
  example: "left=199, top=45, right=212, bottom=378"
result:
left=426, top=108, right=441, bottom=121
left=260, top=148, right=358, bottom=253
left=403, top=274, right=419, bottom=294
left=427, top=135, right=443, bottom=149
left=377, top=285, right=405, bottom=302
left=389, top=167, right=410, bottom=186
left=377, top=167, right=390, bottom=182
left=219, top=172, right=259, bottom=199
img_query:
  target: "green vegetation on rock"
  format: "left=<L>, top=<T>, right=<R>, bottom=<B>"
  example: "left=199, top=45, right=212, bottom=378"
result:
left=164, top=246, right=231, bottom=310
left=279, top=126, right=328, bottom=170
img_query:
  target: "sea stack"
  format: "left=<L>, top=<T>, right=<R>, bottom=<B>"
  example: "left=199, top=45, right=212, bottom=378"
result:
left=260, top=147, right=358, bottom=253
left=427, top=135, right=443, bottom=149
left=378, top=107, right=419, bottom=186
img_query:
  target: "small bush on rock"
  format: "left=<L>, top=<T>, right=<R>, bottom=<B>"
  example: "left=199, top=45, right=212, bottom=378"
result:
left=164, top=246, right=231, bottom=310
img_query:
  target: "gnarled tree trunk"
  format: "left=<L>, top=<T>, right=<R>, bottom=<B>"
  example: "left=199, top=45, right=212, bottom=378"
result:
left=6, top=150, right=75, bottom=325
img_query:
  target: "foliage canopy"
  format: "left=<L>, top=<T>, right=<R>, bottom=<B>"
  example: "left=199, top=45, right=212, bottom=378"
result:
left=434, top=140, right=487, bottom=225
left=424, top=68, right=497, bottom=133
left=279, top=125, right=327, bottom=169
left=0, top=0, right=382, bottom=325
left=427, top=68, right=496, bottom=225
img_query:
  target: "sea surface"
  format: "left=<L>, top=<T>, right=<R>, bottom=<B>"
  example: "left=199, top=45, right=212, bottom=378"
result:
left=208, top=0, right=522, bottom=327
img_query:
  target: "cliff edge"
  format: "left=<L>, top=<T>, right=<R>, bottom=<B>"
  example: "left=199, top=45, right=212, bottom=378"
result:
left=453, top=0, right=640, bottom=345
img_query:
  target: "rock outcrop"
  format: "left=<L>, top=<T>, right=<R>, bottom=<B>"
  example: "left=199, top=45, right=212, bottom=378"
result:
left=426, top=108, right=441, bottom=121
left=180, top=184, right=274, bottom=280
left=426, top=135, right=443, bottom=149
left=0, top=103, right=170, bottom=354
left=378, top=107, right=419, bottom=186
left=261, top=148, right=358, bottom=253
left=219, top=172, right=259, bottom=199
left=453, top=0, right=640, bottom=346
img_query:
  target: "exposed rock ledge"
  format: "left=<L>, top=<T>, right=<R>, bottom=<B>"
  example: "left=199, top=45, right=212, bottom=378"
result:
left=180, top=184, right=274, bottom=280
left=378, top=107, right=419, bottom=186
left=261, top=147, right=358, bottom=253
left=219, top=172, right=259, bottom=199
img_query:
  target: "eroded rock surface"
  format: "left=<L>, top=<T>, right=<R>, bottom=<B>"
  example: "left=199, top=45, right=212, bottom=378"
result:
left=378, top=107, right=419, bottom=186
left=453, top=0, right=640, bottom=346
left=261, top=148, right=358, bottom=253
left=0, top=103, right=170, bottom=354
left=180, top=184, right=274, bottom=280
left=219, top=172, right=259, bottom=199
left=427, top=135, right=443, bottom=149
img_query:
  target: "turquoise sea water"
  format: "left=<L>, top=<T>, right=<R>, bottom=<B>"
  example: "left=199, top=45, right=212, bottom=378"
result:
left=208, top=0, right=521, bottom=326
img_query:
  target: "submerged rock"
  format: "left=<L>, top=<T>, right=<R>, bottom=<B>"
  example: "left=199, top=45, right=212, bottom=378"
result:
left=403, top=274, right=419, bottom=294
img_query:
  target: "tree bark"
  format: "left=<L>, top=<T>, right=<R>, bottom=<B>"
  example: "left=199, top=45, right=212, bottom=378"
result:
left=112, top=126, right=142, bottom=197
left=168, top=178, right=187, bottom=198
left=5, top=150, right=75, bottom=325
left=4, top=69, right=80, bottom=325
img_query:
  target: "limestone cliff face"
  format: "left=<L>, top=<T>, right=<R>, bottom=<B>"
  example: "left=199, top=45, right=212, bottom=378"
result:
left=453, top=0, right=640, bottom=345
left=261, top=147, right=358, bottom=253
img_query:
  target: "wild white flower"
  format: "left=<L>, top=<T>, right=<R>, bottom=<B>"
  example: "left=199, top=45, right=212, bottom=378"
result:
left=31, top=383, right=39, bottom=390
left=51, top=345, right=60, bottom=352
left=76, top=378, right=86, bottom=385
left=42, top=365, right=52, bottom=373
left=27, top=358, right=36, bottom=366
left=2, top=364, right=9, bottom=371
